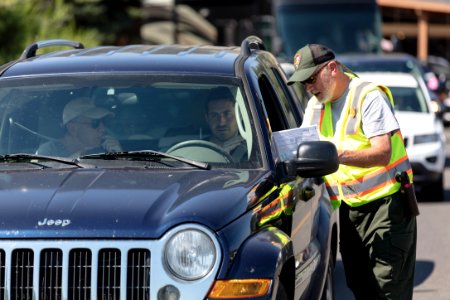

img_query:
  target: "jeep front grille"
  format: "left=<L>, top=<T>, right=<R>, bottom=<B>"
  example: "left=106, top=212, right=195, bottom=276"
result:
left=0, top=242, right=151, bottom=300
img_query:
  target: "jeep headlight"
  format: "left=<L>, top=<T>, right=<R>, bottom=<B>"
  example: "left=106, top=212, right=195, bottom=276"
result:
left=164, top=229, right=217, bottom=280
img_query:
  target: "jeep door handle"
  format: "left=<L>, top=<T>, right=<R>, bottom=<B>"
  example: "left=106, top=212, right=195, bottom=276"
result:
left=302, top=187, right=315, bottom=201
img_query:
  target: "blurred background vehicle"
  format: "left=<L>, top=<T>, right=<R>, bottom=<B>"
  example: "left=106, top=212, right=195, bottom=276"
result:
left=339, top=53, right=446, bottom=118
left=357, top=71, right=446, bottom=201
left=425, top=55, right=450, bottom=88
left=273, top=0, right=382, bottom=59
left=423, top=55, right=450, bottom=125
left=339, top=53, right=434, bottom=88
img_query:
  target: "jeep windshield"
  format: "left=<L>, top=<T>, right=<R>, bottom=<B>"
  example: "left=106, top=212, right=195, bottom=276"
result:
left=0, top=74, right=262, bottom=169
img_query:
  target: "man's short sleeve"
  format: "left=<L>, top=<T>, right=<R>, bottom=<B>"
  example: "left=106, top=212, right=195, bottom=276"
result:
left=362, top=89, right=400, bottom=138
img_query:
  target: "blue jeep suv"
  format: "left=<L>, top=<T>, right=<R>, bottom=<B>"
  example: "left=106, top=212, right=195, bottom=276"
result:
left=0, top=37, right=338, bottom=300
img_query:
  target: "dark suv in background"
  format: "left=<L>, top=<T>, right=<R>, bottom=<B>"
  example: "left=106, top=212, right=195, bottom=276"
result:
left=0, top=37, right=338, bottom=300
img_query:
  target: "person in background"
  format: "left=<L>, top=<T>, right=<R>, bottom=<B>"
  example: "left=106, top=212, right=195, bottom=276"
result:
left=37, top=97, right=122, bottom=158
left=288, top=44, right=417, bottom=300
left=205, top=87, right=246, bottom=161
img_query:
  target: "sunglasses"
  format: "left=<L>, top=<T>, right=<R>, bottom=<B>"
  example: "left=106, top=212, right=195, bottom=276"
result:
left=300, top=62, right=329, bottom=85
left=75, top=119, right=103, bottom=129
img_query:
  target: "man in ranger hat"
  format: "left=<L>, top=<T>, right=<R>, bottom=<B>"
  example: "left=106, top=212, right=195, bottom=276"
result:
left=288, top=44, right=417, bottom=300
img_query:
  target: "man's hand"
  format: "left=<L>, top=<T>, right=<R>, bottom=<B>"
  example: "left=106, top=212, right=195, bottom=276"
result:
left=102, top=136, right=123, bottom=152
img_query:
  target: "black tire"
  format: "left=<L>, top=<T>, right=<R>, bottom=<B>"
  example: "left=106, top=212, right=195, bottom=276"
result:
left=320, top=256, right=335, bottom=300
left=429, top=174, right=444, bottom=201
left=275, top=281, right=288, bottom=300
left=421, top=174, right=444, bottom=202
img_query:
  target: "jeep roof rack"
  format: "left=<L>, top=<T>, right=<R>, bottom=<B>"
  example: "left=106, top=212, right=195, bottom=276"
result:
left=20, top=39, right=85, bottom=59
left=240, top=36, right=265, bottom=57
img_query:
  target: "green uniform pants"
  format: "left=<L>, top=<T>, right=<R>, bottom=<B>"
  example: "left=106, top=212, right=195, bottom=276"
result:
left=339, top=191, right=417, bottom=300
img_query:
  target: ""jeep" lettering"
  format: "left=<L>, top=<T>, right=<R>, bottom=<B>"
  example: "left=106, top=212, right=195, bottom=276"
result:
left=37, top=218, right=71, bottom=227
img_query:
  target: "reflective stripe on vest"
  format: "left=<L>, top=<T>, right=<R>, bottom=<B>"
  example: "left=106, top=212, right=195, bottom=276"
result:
left=311, top=101, right=324, bottom=127
left=346, top=82, right=371, bottom=135
left=326, top=152, right=411, bottom=200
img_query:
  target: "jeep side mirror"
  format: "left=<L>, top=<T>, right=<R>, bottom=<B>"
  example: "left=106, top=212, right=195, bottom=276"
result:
left=284, top=141, right=339, bottom=178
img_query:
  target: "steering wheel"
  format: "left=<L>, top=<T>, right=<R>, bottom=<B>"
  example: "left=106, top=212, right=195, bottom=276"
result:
left=166, top=140, right=233, bottom=163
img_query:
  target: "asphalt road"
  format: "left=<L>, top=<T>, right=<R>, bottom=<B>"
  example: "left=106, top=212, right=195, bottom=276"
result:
left=334, top=126, right=450, bottom=300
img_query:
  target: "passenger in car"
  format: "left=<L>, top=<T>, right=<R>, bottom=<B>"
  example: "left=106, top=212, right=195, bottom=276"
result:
left=36, top=97, right=122, bottom=158
left=205, top=87, right=247, bottom=161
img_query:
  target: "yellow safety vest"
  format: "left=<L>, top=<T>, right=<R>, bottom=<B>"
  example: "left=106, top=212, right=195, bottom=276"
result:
left=306, top=76, right=413, bottom=209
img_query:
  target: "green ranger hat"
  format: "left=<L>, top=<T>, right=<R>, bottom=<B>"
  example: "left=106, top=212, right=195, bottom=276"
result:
left=287, top=44, right=335, bottom=85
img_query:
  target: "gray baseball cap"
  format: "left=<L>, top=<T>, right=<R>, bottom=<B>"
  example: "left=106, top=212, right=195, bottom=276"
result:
left=63, top=97, right=113, bottom=125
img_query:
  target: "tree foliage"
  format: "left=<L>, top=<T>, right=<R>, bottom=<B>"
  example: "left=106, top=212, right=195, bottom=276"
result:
left=0, top=0, right=206, bottom=64
left=67, top=0, right=142, bottom=45
left=0, top=0, right=142, bottom=65
left=0, top=2, right=33, bottom=63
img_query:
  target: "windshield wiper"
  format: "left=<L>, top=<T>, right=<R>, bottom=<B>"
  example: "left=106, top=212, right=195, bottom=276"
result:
left=77, top=150, right=211, bottom=170
left=0, top=153, right=87, bottom=168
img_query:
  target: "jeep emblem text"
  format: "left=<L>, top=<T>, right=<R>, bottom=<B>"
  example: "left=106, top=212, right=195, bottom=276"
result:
left=38, top=218, right=71, bottom=227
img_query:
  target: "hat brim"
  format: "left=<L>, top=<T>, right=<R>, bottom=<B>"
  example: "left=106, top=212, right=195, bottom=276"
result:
left=287, top=65, right=318, bottom=85
left=84, top=109, right=114, bottom=120
left=64, top=108, right=113, bottom=125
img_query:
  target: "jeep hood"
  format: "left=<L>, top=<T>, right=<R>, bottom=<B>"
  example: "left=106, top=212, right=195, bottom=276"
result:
left=0, top=168, right=270, bottom=238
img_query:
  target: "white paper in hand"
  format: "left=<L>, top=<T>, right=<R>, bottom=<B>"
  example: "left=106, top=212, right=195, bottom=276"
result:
left=272, top=125, right=320, bottom=161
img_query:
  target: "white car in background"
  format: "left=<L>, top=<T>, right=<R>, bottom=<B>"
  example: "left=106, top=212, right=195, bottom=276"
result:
left=357, top=72, right=446, bottom=200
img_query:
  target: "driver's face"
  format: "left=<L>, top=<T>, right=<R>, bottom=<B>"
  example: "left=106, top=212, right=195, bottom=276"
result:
left=71, top=117, right=105, bottom=148
left=206, top=99, right=238, bottom=142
